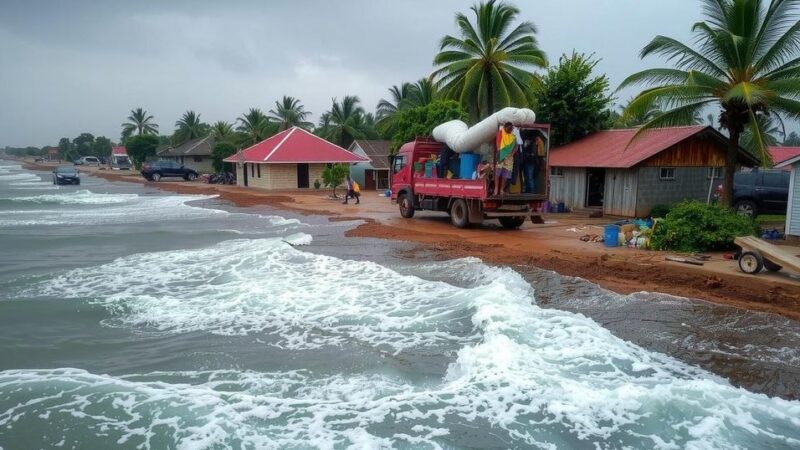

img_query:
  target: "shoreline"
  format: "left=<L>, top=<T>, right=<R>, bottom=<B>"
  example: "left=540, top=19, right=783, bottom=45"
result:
left=18, top=159, right=800, bottom=321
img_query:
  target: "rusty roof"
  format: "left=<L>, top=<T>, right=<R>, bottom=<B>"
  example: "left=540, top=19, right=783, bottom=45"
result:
left=350, top=140, right=391, bottom=169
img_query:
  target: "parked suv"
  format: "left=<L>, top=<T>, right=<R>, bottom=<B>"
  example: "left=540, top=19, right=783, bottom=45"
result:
left=140, top=160, right=198, bottom=182
left=74, top=156, right=101, bottom=166
left=733, top=169, right=790, bottom=216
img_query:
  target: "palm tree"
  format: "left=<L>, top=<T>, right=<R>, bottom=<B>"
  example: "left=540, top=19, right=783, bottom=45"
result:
left=376, top=79, right=440, bottom=136
left=615, top=99, right=665, bottom=128
left=173, top=110, right=206, bottom=144
left=431, top=0, right=547, bottom=119
left=741, top=113, right=786, bottom=155
left=619, top=0, right=800, bottom=206
left=121, top=108, right=158, bottom=137
left=268, top=96, right=313, bottom=131
left=236, top=108, right=274, bottom=146
left=211, top=121, right=234, bottom=141
left=320, top=96, right=369, bottom=148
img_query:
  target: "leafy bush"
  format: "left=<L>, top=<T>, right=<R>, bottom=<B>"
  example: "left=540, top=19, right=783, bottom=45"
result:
left=211, top=142, right=237, bottom=173
left=649, top=204, right=672, bottom=218
left=125, top=135, right=160, bottom=169
left=322, top=164, right=349, bottom=198
left=313, top=179, right=321, bottom=189
left=390, top=100, right=467, bottom=152
left=651, top=200, right=756, bottom=252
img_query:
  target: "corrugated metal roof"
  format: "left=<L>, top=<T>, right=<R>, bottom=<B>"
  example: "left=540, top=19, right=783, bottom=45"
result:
left=769, top=146, right=800, bottom=166
left=157, top=136, right=214, bottom=157
left=350, top=140, right=391, bottom=169
left=549, top=126, right=708, bottom=168
left=224, top=127, right=369, bottom=164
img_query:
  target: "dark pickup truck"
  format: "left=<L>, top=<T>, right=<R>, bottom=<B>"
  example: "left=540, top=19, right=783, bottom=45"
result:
left=141, top=160, right=198, bottom=182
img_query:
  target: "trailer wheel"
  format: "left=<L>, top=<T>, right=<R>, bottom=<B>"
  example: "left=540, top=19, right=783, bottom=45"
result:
left=398, top=194, right=415, bottom=218
left=738, top=251, right=764, bottom=274
left=450, top=199, right=469, bottom=228
left=499, top=216, right=526, bottom=229
left=764, top=258, right=782, bottom=272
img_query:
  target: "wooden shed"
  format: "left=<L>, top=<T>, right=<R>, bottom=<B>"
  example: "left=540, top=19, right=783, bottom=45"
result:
left=548, top=126, right=758, bottom=217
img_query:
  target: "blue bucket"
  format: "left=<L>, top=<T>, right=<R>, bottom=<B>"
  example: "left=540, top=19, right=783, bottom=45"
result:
left=459, top=153, right=481, bottom=180
left=604, top=225, right=620, bottom=247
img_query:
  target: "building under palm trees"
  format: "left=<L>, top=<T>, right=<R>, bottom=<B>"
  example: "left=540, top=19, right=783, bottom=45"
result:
left=549, top=126, right=758, bottom=217
left=156, top=136, right=215, bottom=173
left=347, top=140, right=391, bottom=190
left=223, top=127, right=368, bottom=190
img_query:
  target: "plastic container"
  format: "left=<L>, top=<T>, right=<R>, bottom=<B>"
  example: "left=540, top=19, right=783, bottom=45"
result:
left=557, top=202, right=566, bottom=213
left=459, top=153, right=481, bottom=180
left=542, top=201, right=551, bottom=213
left=424, top=161, right=433, bottom=178
left=604, top=225, right=620, bottom=247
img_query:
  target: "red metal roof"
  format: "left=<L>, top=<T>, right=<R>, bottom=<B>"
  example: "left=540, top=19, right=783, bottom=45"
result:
left=111, top=146, right=127, bottom=155
left=768, top=146, right=800, bottom=168
left=224, top=127, right=370, bottom=164
left=549, top=126, right=711, bottom=168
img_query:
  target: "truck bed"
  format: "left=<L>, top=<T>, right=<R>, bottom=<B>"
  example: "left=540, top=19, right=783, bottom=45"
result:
left=413, top=177, right=545, bottom=202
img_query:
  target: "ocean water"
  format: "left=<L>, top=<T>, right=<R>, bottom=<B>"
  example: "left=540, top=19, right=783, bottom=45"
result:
left=1, top=161, right=799, bottom=449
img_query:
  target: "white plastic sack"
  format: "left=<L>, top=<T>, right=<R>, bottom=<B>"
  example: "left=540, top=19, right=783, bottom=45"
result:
left=431, top=107, right=536, bottom=154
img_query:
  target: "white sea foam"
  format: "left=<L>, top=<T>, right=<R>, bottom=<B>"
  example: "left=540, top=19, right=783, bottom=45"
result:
left=5, top=190, right=140, bottom=205
left=0, top=173, right=40, bottom=182
left=6, top=246, right=800, bottom=447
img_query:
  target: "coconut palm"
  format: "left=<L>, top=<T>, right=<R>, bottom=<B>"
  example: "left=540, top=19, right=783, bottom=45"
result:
left=431, top=0, right=547, bottom=119
left=236, top=108, right=274, bottom=146
left=376, top=79, right=440, bottom=136
left=619, top=0, right=800, bottom=205
left=173, top=110, right=206, bottom=144
left=121, top=108, right=158, bottom=137
left=268, top=96, right=313, bottom=131
left=741, top=113, right=786, bottom=154
left=320, top=96, right=369, bottom=148
left=211, top=121, right=234, bottom=141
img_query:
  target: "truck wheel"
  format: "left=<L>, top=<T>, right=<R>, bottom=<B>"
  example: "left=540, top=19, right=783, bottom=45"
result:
left=450, top=199, right=470, bottom=228
left=499, top=216, right=526, bottom=229
left=738, top=251, right=764, bottom=274
left=398, top=194, right=415, bottom=218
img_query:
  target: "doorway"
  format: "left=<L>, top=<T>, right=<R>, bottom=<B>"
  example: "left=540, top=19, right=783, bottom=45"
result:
left=364, top=170, right=376, bottom=190
left=297, top=163, right=309, bottom=188
left=586, top=168, right=605, bottom=207
left=243, top=164, right=249, bottom=187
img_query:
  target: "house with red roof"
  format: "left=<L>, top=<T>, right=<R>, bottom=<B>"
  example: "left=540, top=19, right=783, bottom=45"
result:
left=548, top=126, right=758, bottom=217
left=224, top=127, right=369, bottom=190
left=768, top=146, right=800, bottom=171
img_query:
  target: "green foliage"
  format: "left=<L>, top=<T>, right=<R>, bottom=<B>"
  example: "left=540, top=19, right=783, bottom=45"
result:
left=92, top=136, right=113, bottom=158
left=390, top=100, right=468, bottom=152
left=321, top=164, right=349, bottom=198
left=533, top=52, right=614, bottom=147
left=268, top=96, right=313, bottom=131
left=211, top=142, right=237, bottom=173
left=125, top=134, right=160, bottom=169
left=432, top=0, right=547, bottom=120
left=317, top=96, right=374, bottom=148
left=376, top=79, right=439, bottom=138
left=72, top=133, right=95, bottom=157
left=173, top=110, right=210, bottom=145
left=237, top=108, right=276, bottom=146
left=651, top=201, right=757, bottom=252
left=58, top=137, right=76, bottom=161
left=121, top=108, right=158, bottom=140
left=619, top=0, right=800, bottom=205
left=784, top=131, right=800, bottom=147
left=313, top=179, right=321, bottom=189
left=648, top=204, right=672, bottom=218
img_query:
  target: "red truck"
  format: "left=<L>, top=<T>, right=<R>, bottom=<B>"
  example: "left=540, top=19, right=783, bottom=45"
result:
left=390, top=125, right=550, bottom=229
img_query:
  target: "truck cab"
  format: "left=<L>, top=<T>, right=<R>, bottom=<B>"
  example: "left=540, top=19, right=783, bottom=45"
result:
left=391, top=125, right=550, bottom=228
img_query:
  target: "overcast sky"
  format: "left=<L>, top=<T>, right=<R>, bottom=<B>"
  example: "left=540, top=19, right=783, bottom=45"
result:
left=1, top=0, right=708, bottom=147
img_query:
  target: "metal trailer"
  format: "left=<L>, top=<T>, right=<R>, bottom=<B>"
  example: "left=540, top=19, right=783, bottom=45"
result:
left=734, top=236, right=800, bottom=275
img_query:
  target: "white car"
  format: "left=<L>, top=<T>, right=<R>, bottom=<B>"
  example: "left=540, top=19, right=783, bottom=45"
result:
left=75, top=156, right=101, bottom=166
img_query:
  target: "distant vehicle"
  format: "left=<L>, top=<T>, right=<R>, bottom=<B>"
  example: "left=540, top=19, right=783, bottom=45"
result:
left=140, top=160, right=198, bottom=182
left=74, top=156, right=101, bottom=166
left=733, top=169, right=790, bottom=217
left=34, top=157, right=45, bottom=162
left=52, top=166, right=80, bottom=185
left=109, top=154, right=132, bottom=170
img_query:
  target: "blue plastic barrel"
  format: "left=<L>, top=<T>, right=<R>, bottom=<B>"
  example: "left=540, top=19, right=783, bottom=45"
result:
left=459, top=153, right=481, bottom=180
left=604, top=225, right=620, bottom=247
left=424, top=161, right=433, bottom=178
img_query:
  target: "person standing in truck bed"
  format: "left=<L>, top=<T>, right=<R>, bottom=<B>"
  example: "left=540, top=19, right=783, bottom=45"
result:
left=494, top=122, right=518, bottom=196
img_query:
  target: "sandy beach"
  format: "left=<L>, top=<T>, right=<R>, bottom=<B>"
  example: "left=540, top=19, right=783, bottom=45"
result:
left=26, top=160, right=800, bottom=321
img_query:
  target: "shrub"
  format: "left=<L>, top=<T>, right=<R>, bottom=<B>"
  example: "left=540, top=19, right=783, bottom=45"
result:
left=649, top=204, right=672, bottom=218
left=211, top=142, right=237, bottom=173
left=313, top=179, right=321, bottom=189
left=322, top=164, right=349, bottom=198
left=390, top=100, right=467, bottom=152
left=651, top=200, right=757, bottom=252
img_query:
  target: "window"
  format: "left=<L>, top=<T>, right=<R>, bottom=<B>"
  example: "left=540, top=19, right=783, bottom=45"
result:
left=550, top=167, right=564, bottom=177
left=193, top=156, right=203, bottom=162
left=659, top=167, right=676, bottom=180
left=257, top=164, right=261, bottom=178
left=763, top=171, right=789, bottom=188
left=392, top=155, right=406, bottom=174
left=706, top=167, right=722, bottom=179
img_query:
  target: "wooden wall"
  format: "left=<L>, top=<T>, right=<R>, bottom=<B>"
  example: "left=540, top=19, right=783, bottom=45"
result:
left=641, top=135, right=727, bottom=167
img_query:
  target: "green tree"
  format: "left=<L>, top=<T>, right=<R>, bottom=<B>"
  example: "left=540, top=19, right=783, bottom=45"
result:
left=72, top=133, right=95, bottom=157
left=321, top=163, right=349, bottom=198
left=390, top=100, right=469, bottom=152
left=619, top=0, right=800, bottom=206
left=173, top=110, right=208, bottom=144
left=91, top=136, right=113, bottom=158
left=268, top=96, right=313, bottom=131
left=784, top=130, right=800, bottom=146
left=126, top=134, right=160, bottom=169
left=211, top=142, right=237, bottom=173
left=741, top=113, right=786, bottom=155
left=319, top=96, right=369, bottom=148
left=57, top=137, right=74, bottom=161
left=121, top=108, right=159, bottom=138
left=211, top=121, right=235, bottom=141
left=236, top=108, right=274, bottom=146
left=534, top=52, right=614, bottom=147
left=376, top=79, right=439, bottom=137
left=432, top=0, right=547, bottom=120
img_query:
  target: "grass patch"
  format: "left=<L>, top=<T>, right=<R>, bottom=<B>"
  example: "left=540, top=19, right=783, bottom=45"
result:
left=756, top=214, right=786, bottom=225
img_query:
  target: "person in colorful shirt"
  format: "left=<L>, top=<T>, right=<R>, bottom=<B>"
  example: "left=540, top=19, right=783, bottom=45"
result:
left=494, top=122, right=518, bottom=196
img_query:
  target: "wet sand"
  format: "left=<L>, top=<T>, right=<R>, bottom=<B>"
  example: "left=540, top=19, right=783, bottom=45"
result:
left=25, top=160, right=800, bottom=321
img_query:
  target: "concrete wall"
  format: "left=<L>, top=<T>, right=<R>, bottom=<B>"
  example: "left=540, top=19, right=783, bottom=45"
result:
left=235, top=163, right=327, bottom=190
left=164, top=155, right=215, bottom=174
left=635, top=166, right=722, bottom=216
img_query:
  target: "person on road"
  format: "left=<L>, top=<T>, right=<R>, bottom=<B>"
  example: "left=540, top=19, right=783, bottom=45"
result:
left=342, top=175, right=360, bottom=205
